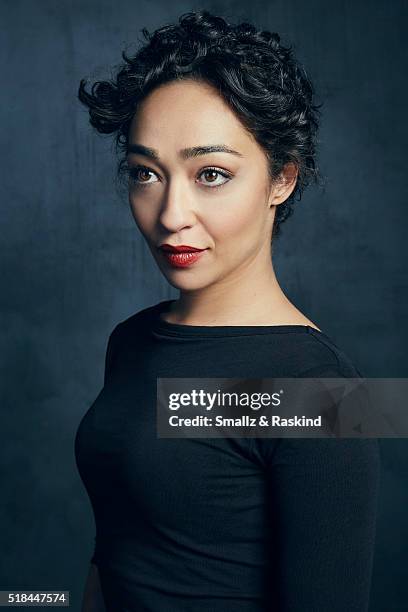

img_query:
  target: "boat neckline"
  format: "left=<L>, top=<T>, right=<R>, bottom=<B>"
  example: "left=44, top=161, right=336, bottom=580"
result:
left=151, top=299, right=330, bottom=339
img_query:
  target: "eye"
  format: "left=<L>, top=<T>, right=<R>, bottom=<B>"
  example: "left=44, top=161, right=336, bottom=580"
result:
left=197, top=167, right=232, bottom=189
left=126, top=164, right=232, bottom=189
left=128, top=165, right=159, bottom=186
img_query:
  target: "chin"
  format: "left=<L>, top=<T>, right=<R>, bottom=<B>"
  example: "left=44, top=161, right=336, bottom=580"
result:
left=160, top=271, right=214, bottom=292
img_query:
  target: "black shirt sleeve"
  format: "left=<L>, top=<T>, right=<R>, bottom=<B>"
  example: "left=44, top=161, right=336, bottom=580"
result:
left=103, top=323, right=123, bottom=386
left=89, top=323, right=123, bottom=564
left=90, top=539, right=98, bottom=565
left=251, top=364, right=381, bottom=611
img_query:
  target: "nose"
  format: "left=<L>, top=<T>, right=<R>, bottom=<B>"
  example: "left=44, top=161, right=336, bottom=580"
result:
left=157, top=178, right=196, bottom=233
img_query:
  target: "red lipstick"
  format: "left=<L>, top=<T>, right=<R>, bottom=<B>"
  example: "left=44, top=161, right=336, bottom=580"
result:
left=159, top=244, right=208, bottom=268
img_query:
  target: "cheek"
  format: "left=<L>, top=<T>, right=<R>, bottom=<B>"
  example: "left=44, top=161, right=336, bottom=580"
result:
left=208, top=208, right=249, bottom=241
left=208, top=184, right=267, bottom=247
left=129, top=195, right=156, bottom=237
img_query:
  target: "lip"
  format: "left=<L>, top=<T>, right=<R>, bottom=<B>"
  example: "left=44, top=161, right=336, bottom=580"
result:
left=159, top=248, right=207, bottom=268
left=159, top=244, right=206, bottom=253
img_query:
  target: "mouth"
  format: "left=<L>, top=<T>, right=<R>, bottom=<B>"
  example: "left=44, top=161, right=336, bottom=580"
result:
left=158, top=244, right=208, bottom=268
left=159, top=244, right=206, bottom=253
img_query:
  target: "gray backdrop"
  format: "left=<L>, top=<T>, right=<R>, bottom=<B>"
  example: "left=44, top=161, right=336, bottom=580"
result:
left=1, top=0, right=407, bottom=610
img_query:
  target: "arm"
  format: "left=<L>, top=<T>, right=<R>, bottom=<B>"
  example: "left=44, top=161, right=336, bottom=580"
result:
left=78, top=326, right=123, bottom=612
left=264, top=436, right=381, bottom=611
left=80, top=563, right=106, bottom=612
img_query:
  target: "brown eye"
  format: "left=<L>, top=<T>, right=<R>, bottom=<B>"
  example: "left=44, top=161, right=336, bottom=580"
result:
left=138, top=168, right=151, bottom=182
left=128, top=165, right=159, bottom=185
left=198, top=167, right=232, bottom=188
left=203, top=170, right=218, bottom=182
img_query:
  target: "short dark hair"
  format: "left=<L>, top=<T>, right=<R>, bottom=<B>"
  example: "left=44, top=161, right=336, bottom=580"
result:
left=78, top=9, right=323, bottom=238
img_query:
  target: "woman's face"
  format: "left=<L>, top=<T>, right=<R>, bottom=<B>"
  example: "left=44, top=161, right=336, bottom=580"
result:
left=127, top=79, right=293, bottom=291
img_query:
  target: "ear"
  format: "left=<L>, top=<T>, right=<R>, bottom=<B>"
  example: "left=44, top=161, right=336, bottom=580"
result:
left=268, top=162, right=298, bottom=207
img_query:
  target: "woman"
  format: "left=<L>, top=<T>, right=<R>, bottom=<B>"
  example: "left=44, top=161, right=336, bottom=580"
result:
left=75, top=10, right=380, bottom=612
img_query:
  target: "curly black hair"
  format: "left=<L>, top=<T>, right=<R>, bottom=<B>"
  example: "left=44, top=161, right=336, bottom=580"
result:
left=78, top=9, right=323, bottom=239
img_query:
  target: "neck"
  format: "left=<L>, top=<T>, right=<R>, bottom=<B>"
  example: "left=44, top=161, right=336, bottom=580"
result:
left=165, top=242, right=298, bottom=326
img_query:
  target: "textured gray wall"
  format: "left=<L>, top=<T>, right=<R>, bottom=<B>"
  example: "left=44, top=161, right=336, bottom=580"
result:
left=1, top=0, right=407, bottom=609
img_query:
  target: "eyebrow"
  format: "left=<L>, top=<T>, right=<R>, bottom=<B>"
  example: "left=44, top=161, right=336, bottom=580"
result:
left=127, top=143, right=244, bottom=161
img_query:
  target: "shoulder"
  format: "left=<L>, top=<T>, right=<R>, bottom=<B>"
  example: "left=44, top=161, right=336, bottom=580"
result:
left=107, top=300, right=164, bottom=343
left=257, top=325, right=362, bottom=378
left=102, top=301, right=164, bottom=383
left=295, top=327, right=363, bottom=378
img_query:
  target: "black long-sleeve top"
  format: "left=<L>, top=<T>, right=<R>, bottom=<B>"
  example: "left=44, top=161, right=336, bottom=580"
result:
left=74, top=299, right=381, bottom=611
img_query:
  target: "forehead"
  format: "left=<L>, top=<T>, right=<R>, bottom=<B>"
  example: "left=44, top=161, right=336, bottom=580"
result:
left=128, top=79, right=255, bottom=151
